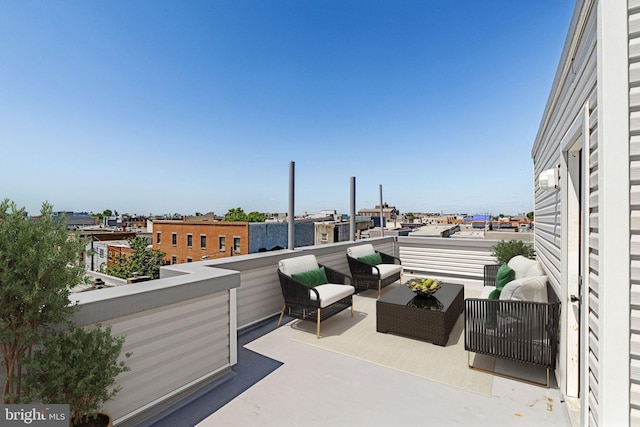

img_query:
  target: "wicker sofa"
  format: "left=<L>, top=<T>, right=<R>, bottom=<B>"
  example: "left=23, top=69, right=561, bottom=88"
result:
left=346, top=244, right=402, bottom=298
left=277, top=254, right=355, bottom=338
left=464, top=256, right=561, bottom=386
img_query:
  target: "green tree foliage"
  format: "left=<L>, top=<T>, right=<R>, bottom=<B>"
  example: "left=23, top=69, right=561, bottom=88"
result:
left=246, top=211, right=266, bottom=222
left=105, top=237, right=165, bottom=280
left=23, top=323, right=130, bottom=425
left=0, top=199, right=86, bottom=403
left=527, top=211, right=534, bottom=220
left=224, top=207, right=265, bottom=222
left=491, top=239, right=536, bottom=264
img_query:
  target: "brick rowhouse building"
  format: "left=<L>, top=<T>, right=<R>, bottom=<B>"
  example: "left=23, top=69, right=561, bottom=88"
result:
left=152, top=220, right=249, bottom=264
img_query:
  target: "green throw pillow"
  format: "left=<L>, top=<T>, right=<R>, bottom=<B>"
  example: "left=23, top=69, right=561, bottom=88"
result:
left=292, top=267, right=328, bottom=287
left=359, top=253, right=382, bottom=265
left=495, top=264, right=515, bottom=290
left=488, top=288, right=501, bottom=300
left=485, top=264, right=514, bottom=329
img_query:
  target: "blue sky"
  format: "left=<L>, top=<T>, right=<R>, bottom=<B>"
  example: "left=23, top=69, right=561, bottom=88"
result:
left=1, top=1, right=575, bottom=217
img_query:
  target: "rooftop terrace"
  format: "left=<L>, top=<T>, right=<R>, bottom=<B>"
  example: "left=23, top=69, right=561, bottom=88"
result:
left=66, top=236, right=574, bottom=426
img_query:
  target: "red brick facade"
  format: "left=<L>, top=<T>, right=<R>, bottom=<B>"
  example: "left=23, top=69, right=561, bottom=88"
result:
left=152, top=221, right=249, bottom=264
left=106, top=245, right=133, bottom=269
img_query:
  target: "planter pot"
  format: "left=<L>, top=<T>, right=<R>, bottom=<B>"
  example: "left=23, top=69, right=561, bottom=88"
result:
left=73, top=413, right=112, bottom=427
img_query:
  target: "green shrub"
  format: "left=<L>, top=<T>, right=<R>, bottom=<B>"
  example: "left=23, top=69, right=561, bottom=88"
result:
left=491, top=240, right=535, bottom=264
left=23, top=324, right=131, bottom=425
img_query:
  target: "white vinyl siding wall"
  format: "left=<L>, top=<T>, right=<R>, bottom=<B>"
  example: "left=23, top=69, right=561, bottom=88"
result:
left=532, top=0, right=600, bottom=424
left=106, top=292, right=231, bottom=422
left=629, top=1, right=640, bottom=423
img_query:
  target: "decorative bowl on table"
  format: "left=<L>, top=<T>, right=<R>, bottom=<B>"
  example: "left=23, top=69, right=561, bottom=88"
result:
left=406, top=278, right=441, bottom=296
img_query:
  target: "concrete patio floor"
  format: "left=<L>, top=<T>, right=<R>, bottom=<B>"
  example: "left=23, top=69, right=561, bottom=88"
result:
left=196, top=288, right=575, bottom=427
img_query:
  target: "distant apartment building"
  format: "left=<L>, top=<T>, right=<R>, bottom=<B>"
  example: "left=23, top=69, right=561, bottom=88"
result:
left=314, top=218, right=373, bottom=244
left=80, top=231, right=138, bottom=272
left=106, top=244, right=134, bottom=269
left=153, top=220, right=250, bottom=264
left=152, top=218, right=347, bottom=264
left=52, top=211, right=98, bottom=229
left=357, top=204, right=399, bottom=228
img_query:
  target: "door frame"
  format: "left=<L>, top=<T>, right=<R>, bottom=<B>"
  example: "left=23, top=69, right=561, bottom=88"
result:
left=559, top=102, right=589, bottom=401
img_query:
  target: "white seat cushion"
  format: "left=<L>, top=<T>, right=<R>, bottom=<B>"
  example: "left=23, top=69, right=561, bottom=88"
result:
left=499, top=275, right=548, bottom=303
left=347, top=244, right=376, bottom=259
left=507, top=255, right=540, bottom=279
left=373, top=263, right=402, bottom=279
left=311, top=283, right=355, bottom=307
left=479, top=286, right=495, bottom=299
left=279, top=255, right=319, bottom=276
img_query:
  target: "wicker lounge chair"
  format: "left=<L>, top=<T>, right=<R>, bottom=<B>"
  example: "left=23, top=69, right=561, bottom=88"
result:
left=346, top=243, right=402, bottom=298
left=464, top=257, right=561, bottom=387
left=277, top=254, right=355, bottom=338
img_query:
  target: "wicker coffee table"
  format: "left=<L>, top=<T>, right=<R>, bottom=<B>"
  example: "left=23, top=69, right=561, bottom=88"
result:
left=376, top=282, right=464, bottom=346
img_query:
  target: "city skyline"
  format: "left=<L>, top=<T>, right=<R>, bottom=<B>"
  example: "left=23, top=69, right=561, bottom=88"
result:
left=1, top=1, right=574, bottom=216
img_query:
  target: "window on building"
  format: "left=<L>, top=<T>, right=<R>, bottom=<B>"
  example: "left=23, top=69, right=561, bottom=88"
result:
left=219, top=236, right=225, bottom=251
left=99, top=249, right=104, bottom=257
left=187, top=234, right=193, bottom=248
left=156, top=232, right=161, bottom=244
left=321, top=233, right=328, bottom=242
left=171, top=255, right=177, bottom=264
left=172, top=233, right=177, bottom=246
left=200, top=235, right=207, bottom=249
left=187, top=257, right=192, bottom=263
left=234, top=237, right=240, bottom=254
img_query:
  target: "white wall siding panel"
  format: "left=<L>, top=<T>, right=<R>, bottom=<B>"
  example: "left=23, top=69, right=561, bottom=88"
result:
left=634, top=359, right=640, bottom=385
left=532, top=0, right=601, bottom=422
left=632, top=309, right=640, bottom=330
left=630, top=36, right=640, bottom=60
left=633, top=277, right=640, bottom=302
left=631, top=135, right=640, bottom=155
left=631, top=1, right=640, bottom=418
left=633, top=186, right=640, bottom=206
left=633, top=334, right=640, bottom=357
left=106, top=292, right=230, bottom=422
left=631, top=111, right=640, bottom=131
left=397, top=237, right=495, bottom=285
left=633, top=210, right=640, bottom=231
left=631, top=88, right=640, bottom=108
left=588, top=350, right=599, bottom=397
left=235, top=265, right=283, bottom=328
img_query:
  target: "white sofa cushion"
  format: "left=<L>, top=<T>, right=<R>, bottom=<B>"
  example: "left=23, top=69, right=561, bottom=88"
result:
left=374, top=263, right=403, bottom=279
left=279, top=255, right=319, bottom=276
left=525, top=262, right=545, bottom=277
left=480, top=286, right=495, bottom=299
left=507, top=255, right=540, bottom=279
left=311, top=284, right=355, bottom=307
left=347, top=244, right=376, bottom=259
left=499, top=275, right=548, bottom=303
